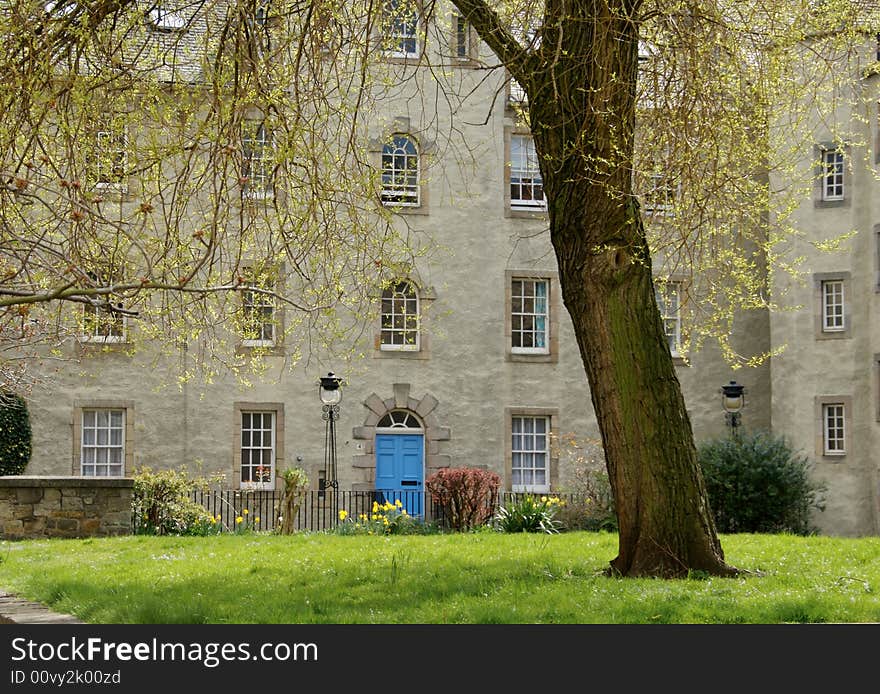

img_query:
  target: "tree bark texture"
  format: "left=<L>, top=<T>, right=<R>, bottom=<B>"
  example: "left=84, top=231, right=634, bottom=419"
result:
left=456, top=0, right=737, bottom=576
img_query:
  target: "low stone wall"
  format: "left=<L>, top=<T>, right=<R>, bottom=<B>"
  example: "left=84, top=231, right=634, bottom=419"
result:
left=0, top=476, right=133, bottom=540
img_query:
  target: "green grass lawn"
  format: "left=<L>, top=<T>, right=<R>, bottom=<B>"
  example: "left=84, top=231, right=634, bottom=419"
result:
left=1, top=531, right=879, bottom=624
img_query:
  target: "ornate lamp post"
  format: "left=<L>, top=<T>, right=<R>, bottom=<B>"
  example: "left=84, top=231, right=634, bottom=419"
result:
left=720, top=380, right=745, bottom=436
left=319, top=372, right=343, bottom=491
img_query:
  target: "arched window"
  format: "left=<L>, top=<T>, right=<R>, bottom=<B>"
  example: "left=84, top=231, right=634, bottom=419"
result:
left=381, top=134, right=420, bottom=206
left=377, top=409, right=423, bottom=429
left=381, top=0, right=419, bottom=58
left=381, top=280, right=420, bottom=350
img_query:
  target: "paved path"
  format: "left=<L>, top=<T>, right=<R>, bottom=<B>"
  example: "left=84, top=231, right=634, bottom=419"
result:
left=0, top=591, right=84, bottom=624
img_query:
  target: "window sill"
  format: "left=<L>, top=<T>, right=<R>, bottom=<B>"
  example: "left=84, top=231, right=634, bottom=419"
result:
left=507, top=353, right=556, bottom=364
left=243, top=191, right=275, bottom=203
left=814, top=198, right=848, bottom=209
left=374, top=347, right=428, bottom=360
left=507, top=206, right=547, bottom=219
left=236, top=342, right=284, bottom=357
left=451, top=57, right=480, bottom=68
left=239, top=483, right=275, bottom=492
left=78, top=338, right=129, bottom=353
left=382, top=203, right=427, bottom=216
left=92, top=183, right=131, bottom=201
left=380, top=345, right=420, bottom=352
left=81, top=336, right=127, bottom=344
left=381, top=54, right=422, bottom=65
left=816, top=331, right=851, bottom=340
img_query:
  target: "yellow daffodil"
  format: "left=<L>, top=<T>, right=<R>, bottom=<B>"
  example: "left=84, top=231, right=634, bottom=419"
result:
left=372, top=501, right=379, bottom=512
left=243, top=509, right=249, bottom=515
left=338, top=509, right=348, bottom=521
left=235, top=516, right=243, bottom=524
left=254, top=517, right=260, bottom=523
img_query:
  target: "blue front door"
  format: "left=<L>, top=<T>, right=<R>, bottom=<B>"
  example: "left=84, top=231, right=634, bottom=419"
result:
left=375, top=434, right=424, bottom=516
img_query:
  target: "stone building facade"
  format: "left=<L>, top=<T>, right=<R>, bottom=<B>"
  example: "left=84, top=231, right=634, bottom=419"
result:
left=11, top=3, right=879, bottom=536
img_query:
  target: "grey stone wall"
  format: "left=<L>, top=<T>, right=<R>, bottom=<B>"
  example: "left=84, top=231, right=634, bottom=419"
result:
left=0, top=477, right=133, bottom=540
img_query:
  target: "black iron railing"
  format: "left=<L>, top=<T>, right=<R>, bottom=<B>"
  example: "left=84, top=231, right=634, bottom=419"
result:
left=176, top=489, right=593, bottom=533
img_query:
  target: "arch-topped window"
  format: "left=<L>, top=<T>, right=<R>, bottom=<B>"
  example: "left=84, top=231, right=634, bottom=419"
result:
left=380, top=0, right=419, bottom=58
left=381, top=280, right=420, bottom=350
left=381, top=134, right=420, bottom=206
left=377, top=409, right=423, bottom=429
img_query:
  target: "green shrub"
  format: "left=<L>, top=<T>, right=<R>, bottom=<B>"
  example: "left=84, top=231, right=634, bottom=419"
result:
left=494, top=495, right=564, bottom=534
left=426, top=467, right=500, bottom=531
left=0, top=392, right=32, bottom=475
left=697, top=430, right=826, bottom=535
left=131, top=466, right=221, bottom=535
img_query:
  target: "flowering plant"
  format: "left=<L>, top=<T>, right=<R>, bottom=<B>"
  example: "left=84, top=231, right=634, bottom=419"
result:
left=334, top=499, right=434, bottom=535
left=494, top=495, right=566, bottom=534
left=231, top=507, right=261, bottom=534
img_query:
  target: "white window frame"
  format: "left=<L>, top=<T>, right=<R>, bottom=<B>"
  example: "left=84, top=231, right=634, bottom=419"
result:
left=81, top=302, right=126, bottom=343
left=381, top=0, right=419, bottom=58
left=511, top=415, right=550, bottom=493
left=80, top=408, right=125, bottom=477
left=510, top=134, right=545, bottom=210
left=94, top=126, right=128, bottom=192
left=822, top=403, right=846, bottom=455
left=240, top=410, right=276, bottom=490
left=381, top=134, right=420, bottom=207
left=821, top=279, right=845, bottom=332
left=241, top=270, right=276, bottom=347
left=380, top=280, right=420, bottom=351
left=655, top=281, right=682, bottom=356
left=243, top=122, right=274, bottom=200
left=511, top=278, right=549, bottom=355
left=821, top=148, right=844, bottom=201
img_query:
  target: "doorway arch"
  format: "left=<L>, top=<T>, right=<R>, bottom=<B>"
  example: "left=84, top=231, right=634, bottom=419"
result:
left=351, top=384, right=451, bottom=515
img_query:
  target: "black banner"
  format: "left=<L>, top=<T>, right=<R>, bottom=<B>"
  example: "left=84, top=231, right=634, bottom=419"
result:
left=1, top=623, right=873, bottom=691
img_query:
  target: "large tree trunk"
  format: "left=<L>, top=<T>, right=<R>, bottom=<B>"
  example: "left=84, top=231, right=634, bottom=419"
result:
left=531, top=3, right=736, bottom=578
left=554, top=210, right=736, bottom=577
left=451, top=0, right=737, bottom=577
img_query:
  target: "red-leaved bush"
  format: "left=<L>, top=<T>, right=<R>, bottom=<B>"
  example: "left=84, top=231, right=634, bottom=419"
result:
left=426, top=467, right=500, bottom=531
